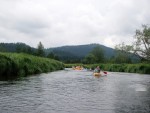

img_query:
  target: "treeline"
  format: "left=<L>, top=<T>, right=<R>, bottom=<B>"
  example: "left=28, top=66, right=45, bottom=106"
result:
left=0, top=42, right=36, bottom=54
left=0, top=42, right=59, bottom=60
left=0, top=42, right=147, bottom=64
left=0, top=52, right=64, bottom=80
left=82, top=46, right=141, bottom=64
left=65, top=63, right=150, bottom=74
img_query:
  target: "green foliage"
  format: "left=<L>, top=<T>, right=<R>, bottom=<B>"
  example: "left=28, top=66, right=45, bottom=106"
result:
left=0, top=45, right=7, bottom=52
left=115, top=43, right=133, bottom=63
left=114, top=52, right=132, bottom=64
left=47, top=52, right=59, bottom=60
left=82, top=54, right=96, bottom=64
left=105, top=63, right=150, bottom=74
left=65, top=63, right=150, bottom=74
left=134, top=25, right=150, bottom=60
left=0, top=54, right=18, bottom=80
left=90, top=46, right=105, bottom=63
left=16, top=45, right=34, bottom=55
left=47, top=52, right=55, bottom=59
left=0, top=42, right=36, bottom=55
left=36, top=42, right=45, bottom=57
left=0, top=52, right=64, bottom=80
left=83, top=46, right=105, bottom=64
left=115, top=25, right=150, bottom=61
left=45, top=44, right=116, bottom=63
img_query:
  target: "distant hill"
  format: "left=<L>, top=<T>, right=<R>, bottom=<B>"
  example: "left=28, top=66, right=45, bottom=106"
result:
left=0, top=42, right=139, bottom=63
left=0, top=42, right=36, bottom=53
left=45, top=44, right=116, bottom=61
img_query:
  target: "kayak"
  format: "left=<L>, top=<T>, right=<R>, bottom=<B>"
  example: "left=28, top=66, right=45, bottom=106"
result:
left=72, top=66, right=83, bottom=70
left=93, top=72, right=101, bottom=76
left=93, top=71, right=108, bottom=76
left=73, top=68, right=83, bottom=70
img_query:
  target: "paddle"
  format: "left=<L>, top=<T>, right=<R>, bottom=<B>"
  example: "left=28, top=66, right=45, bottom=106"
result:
left=102, top=71, right=107, bottom=75
left=103, top=71, right=107, bottom=74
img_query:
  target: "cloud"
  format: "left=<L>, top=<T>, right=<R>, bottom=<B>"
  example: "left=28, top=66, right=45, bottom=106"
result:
left=0, top=0, right=150, bottom=48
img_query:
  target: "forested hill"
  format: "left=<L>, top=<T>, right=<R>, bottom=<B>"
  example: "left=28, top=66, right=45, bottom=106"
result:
left=0, top=43, right=116, bottom=61
left=45, top=44, right=116, bottom=60
left=0, top=43, right=36, bottom=53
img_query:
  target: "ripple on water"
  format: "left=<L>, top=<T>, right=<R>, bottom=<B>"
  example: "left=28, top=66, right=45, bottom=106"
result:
left=0, top=70, right=150, bottom=113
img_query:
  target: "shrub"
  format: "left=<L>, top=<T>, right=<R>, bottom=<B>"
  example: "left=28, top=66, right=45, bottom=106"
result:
left=0, top=52, right=64, bottom=80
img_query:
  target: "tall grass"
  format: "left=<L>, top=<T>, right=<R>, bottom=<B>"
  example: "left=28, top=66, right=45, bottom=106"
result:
left=65, top=63, right=150, bottom=74
left=0, top=52, right=64, bottom=80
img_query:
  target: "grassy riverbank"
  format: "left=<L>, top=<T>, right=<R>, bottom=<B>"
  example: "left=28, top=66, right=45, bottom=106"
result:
left=0, top=52, right=64, bottom=80
left=65, top=63, right=150, bottom=74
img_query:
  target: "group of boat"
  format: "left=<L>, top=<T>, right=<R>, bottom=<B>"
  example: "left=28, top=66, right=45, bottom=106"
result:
left=72, top=66, right=84, bottom=70
left=72, top=66, right=107, bottom=77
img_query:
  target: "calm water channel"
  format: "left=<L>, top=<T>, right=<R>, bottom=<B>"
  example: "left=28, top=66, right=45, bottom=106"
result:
left=0, top=68, right=150, bottom=113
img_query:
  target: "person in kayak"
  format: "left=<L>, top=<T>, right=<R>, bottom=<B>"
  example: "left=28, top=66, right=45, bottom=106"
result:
left=94, top=66, right=101, bottom=73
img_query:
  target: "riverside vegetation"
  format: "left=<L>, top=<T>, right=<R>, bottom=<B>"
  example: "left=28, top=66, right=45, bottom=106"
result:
left=0, top=52, right=64, bottom=80
left=65, top=63, right=150, bottom=74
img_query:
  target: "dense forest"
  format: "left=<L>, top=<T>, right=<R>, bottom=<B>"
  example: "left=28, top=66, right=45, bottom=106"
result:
left=0, top=42, right=140, bottom=64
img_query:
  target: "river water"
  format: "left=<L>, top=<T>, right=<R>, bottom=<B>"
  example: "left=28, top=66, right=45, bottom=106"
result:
left=0, top=68, right=150, bottom=113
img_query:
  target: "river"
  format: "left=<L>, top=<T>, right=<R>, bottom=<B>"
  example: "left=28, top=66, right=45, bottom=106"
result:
left=0, top=68, right=150, bottom=113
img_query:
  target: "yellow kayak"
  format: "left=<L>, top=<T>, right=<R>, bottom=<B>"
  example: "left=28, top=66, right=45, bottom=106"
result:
left=93, top=73, right=101, bottom=76
left=72, top=66, right=83, bottom=70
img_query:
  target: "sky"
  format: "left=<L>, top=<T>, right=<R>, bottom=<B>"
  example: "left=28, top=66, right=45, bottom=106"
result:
left=0, top=0, right=150, bottom=48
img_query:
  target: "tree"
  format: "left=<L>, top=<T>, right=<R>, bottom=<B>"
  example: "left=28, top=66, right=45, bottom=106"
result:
left=115, top=42, right=132, bottom=63
left=47, top=52, right=55, bottom=59
left=114, top=52, right=132, bottom=64
left=16, top=45, right=28, bottom=53
left=115, top=42, right=133, bottom=53
left=133, top=25, right=150, bottom=61
left=83, top=46, right=105, bottom=64
left=0, top=45, right=7, bottom=52
left=37, top=42, right=45, bottom=57
left=90, top=46, right=105, bottom=63
left=82, top=53, right=96, bottom=64
left=115, top=25, right=150, bottom=61
left=47, top=52, right=59, bottom=60
left=26, top=46, right=34, bottom=55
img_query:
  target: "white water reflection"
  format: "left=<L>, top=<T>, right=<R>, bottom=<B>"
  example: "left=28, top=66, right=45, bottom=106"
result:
left=134, top=84, right=147, bottom=92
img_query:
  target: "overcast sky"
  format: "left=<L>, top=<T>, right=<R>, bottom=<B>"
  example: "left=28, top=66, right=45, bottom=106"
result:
left=0, top=0, right=149, bottom=48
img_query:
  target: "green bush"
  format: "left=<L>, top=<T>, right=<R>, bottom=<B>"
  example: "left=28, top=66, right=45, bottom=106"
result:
left=0, top=52, right=64, bottom=80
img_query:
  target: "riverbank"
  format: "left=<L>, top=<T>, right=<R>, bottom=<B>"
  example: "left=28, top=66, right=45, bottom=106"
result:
left=0, top=52, right=64, bottom=80
left=65, top=63, right=150, bottom=74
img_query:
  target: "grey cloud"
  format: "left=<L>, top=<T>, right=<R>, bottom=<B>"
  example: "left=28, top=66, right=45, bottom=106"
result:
left=0, top=0, right=150, bottom=48
left=14, top=19, right=50, bottom=37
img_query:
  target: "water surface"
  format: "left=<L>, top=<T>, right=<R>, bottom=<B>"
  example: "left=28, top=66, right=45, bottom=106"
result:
left=0, top=69, right=150, bottom=113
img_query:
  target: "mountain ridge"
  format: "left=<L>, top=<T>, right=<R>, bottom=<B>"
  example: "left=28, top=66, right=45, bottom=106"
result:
left=0, top=42, right=116, bottom=61
left=45, top=43, right=116, bottom=61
